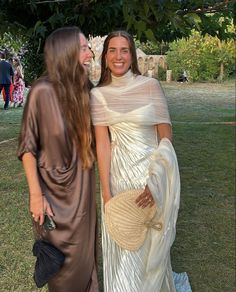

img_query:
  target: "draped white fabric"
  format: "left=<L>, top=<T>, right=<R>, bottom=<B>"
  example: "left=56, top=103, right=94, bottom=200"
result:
left=90, top=70, right=171, bottom=126
left=90, top=71, right=191, bottom=292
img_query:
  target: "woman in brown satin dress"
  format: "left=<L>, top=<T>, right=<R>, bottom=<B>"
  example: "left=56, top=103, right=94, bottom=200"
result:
left=17, top=27, right=99, bottom=292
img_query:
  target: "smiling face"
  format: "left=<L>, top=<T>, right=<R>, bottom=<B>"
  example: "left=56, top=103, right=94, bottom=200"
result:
left=79, top=33, right=93, bottom=71
left=106, top=36, right=132, bottom=77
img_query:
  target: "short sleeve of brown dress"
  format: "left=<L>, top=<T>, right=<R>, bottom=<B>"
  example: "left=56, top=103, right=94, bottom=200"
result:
left=18, top=79, right=99, bottom=292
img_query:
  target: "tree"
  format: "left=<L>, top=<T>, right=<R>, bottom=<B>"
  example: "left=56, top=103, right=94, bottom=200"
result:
left=0, top=31, right=27, bottom=56
left=135, top=39, right=170, bottom=55
left=124, top=0, right=235, bottom=41
left=1, top=0, right=235, bottom=41
left=0, top=0, right=235, bottom=83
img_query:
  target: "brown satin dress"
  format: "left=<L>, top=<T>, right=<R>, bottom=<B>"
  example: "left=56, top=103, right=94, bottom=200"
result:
left=18, top=79, right=99, bottom=292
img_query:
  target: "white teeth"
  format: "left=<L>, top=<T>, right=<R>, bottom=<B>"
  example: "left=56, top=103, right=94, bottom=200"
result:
left=113, top=63, right=123, bottom=67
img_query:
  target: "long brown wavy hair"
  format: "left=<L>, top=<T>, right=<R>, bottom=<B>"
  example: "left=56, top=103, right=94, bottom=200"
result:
left=98, top=30, right=141, bottom=86
left=44, top=27, right=94, bottom=168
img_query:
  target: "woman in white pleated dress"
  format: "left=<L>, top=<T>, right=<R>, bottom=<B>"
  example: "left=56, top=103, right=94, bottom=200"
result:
left=91, top=31, right=191, bottom=292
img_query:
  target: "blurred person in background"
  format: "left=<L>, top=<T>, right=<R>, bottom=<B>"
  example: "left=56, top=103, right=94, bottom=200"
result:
left=12, top=57, right=25, bottom=107
left=0, top=50, right=14, bottom=110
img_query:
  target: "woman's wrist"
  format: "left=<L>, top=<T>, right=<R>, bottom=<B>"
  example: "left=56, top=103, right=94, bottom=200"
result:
left=29, top=190, right=43, bottom=198
left=102, top=191, right=112, bottom=201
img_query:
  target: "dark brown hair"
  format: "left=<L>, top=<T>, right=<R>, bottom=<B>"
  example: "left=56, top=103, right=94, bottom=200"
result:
left=44, top=26, right=94, bottom=168
left=98, top=30, right=141, bottom=86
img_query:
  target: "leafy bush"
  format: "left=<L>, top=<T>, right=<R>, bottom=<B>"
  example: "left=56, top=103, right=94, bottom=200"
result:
left=135, top=39, right=169, bottom=55
left=166, top=31, right=235, bottom=82
left=0, top=30, right=43, bottom=85
left=0, top=31, right=26, bottom=57
left=157, top=66, right=167, bottom=81
left=21, top=40, right=44, bottom=86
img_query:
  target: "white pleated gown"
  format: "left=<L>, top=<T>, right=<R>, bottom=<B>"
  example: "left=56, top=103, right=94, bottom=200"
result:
left=91, top=71, right=191, bottom=292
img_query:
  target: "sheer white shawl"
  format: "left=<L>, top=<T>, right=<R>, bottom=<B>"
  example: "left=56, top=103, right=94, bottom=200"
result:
left=90, top=70, right=171, bottom=126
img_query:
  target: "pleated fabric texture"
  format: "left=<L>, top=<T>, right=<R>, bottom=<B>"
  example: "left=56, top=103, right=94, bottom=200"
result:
left=91, top=71, right=192, bottom=292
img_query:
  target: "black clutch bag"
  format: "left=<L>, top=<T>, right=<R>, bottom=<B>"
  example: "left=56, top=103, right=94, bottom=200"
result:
left=32, top=239, right=65, bottom=288
left=32, top=214, right=65, bottom=288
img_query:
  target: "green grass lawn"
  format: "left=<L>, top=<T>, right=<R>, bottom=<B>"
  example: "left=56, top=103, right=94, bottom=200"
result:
left=0, top=81, right=235, bottom=292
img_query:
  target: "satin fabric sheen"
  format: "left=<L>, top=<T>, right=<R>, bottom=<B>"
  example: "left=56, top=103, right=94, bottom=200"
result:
left=91, top=71, right=192, bottom=292
left=18, top=78, right=99, bottom=292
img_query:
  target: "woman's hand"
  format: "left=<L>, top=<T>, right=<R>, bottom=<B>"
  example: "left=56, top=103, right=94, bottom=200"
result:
left=103, top=193, right=112, bottom=206
left=135, top=185, right=155, bottom=208
left=157, top=123, right=172, bottom=141
left=30, top=193, right=44, bottom=224
left=30, top=194, right=54, bottom=225
left=43, top=196, right=54, bottom=218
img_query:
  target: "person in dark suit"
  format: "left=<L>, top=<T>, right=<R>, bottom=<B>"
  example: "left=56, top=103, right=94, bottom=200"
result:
left=0, top=51, right=14, bottom=110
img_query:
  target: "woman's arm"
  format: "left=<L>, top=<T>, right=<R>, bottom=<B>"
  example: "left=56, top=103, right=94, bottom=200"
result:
left=136, top=123, right=172, bottom=208
left=157, top=123, right=172, bottom=141
left=22, top=152, right=53, bottom=225
left=95, top=126, right=112, bottom=205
